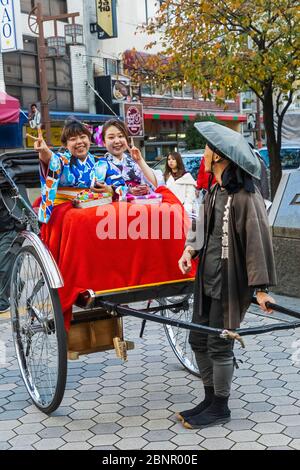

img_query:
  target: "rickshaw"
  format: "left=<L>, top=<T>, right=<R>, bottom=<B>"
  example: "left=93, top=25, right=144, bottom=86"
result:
left=1, top=151, right=300, bottom=415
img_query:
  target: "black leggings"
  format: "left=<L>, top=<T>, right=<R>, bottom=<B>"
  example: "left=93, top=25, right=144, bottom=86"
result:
left=189, top=295, right=235, bottom=397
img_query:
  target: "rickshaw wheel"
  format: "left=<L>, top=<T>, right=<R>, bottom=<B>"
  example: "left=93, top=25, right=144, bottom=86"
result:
left=160, top=294, right=200, bottom=377
left=10, top=245, right=67, bottom=414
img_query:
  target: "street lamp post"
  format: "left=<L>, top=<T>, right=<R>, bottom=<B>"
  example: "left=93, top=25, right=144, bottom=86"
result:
left=28, top=3, right=81, bottom=145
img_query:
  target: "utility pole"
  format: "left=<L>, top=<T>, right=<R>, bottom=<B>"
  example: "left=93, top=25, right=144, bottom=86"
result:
left=28, top=3, right=80, bottom=145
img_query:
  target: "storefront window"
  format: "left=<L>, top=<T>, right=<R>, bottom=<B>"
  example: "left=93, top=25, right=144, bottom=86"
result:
left=105, top=59, right=121, bottom=76
left=20, top=0, right=67, bottom=15
left=3, top=36, right=73, bottom=111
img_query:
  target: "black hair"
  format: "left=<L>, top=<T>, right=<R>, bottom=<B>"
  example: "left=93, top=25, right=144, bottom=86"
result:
left=61, top=118, right=92, bottom=146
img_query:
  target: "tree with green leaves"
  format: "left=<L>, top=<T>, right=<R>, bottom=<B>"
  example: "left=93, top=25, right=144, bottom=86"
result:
left=142, top=0, right=300, bottom=198
left=185, top=115, right=224, bottom=150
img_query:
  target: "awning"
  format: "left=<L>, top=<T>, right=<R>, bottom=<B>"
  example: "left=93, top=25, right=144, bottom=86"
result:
left=144, top=109, right=246, bottom=122
left=0, top=91, right=20, bottom=124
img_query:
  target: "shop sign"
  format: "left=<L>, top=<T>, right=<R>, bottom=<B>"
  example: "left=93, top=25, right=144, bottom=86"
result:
left=94, top=0, right=118, bottom=40
left=112, top=76, right=131, bottom=103
left=125, top=103, right=144, bottom=138
left=111, top=76, right=141, bottom=104
left=26, top=126, right=63, bottom=148
left=0, top=0, right=23, bottom=52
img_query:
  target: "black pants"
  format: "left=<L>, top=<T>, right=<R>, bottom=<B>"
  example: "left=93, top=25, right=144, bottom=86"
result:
left=189, top=295, right=234, bottom=397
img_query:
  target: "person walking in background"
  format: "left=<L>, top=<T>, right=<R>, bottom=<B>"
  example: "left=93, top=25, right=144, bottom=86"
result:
left=196, top=156, right=216, bottom=194
left=164, top=151, right=197, bottom=216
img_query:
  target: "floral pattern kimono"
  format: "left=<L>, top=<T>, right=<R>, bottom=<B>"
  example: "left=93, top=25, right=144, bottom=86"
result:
left=39, top=150, right=126, bottom=223
left=105, top=153, right=157, bottom=189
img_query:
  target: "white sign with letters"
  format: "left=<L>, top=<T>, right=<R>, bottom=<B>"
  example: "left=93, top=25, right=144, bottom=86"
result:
left=0, top=0, right=23, bottom=53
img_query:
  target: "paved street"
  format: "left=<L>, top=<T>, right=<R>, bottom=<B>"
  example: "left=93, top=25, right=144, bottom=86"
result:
left=0, top=293, right=300, bottom=450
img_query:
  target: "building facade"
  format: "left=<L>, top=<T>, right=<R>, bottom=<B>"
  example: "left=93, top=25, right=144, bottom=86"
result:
left=0, top=0, right=247, bottom=156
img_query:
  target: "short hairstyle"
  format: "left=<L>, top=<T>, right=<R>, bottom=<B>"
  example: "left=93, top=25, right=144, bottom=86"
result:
left=102, top=119, right=130, bottom=145
left=61, top=118, right=92, bottom=146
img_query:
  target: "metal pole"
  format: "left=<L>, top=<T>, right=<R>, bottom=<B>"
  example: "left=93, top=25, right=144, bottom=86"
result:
left=36, top=2, right=51, bottom=145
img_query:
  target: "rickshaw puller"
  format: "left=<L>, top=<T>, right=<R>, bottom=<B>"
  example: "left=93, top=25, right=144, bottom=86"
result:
left=178, top=122, right=277, bottom=429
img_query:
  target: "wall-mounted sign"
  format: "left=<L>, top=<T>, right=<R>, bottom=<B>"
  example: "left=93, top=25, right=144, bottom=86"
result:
left=0, top=0, right=23, bottom=52
left=112, top=76, right=131, bottom=103
left=92, top=0, right=118, bottom=40
left=125, top=103, right=144, bottom=138
left=111, top=76, right=141, bottom=104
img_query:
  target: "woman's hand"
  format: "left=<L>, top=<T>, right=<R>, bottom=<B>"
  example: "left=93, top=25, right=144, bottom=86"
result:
left=128, top=185, right=150, bottom=196
left=91, top=182, right=114, bottom=196
left=26, top=129, right=52, bottom=165
left=178, top=248, right=194, bottom=275
left=256, top=292, right=275, bottom=314
left=127, top=138, right=143, bottom=163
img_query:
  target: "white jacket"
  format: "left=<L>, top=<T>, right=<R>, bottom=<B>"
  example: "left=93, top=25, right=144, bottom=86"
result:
left=166, top=172, right=197, bottom=214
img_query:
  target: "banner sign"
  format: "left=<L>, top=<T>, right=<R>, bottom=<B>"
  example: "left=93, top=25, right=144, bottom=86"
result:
left=0, top=0, right=23, bottom=52
left=124, top=103, right=144, bottom=138
left=95, top=0, right=118, bottom=40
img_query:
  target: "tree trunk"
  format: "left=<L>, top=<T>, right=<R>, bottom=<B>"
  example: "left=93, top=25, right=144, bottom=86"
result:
left=262, top=85, right=282, bottom=200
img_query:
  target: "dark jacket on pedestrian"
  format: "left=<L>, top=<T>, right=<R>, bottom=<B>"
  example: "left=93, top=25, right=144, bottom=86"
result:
left=186, top=183, right=277, bottom=330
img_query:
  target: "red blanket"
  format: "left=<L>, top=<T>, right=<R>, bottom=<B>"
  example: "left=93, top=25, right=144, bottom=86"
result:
left=36, top=187, right=196, bottom=329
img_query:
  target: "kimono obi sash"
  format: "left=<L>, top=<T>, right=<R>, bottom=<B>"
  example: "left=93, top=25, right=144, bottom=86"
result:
left=54, top=187, right=88, bottom=206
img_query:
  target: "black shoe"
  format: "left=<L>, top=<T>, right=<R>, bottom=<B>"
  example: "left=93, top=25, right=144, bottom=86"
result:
left=184, top=395, right=231, bottom=429
left=176, top=386, right=214, bottom=422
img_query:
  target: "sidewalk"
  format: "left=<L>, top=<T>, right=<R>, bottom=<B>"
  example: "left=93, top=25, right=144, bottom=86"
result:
left=0, top=293, right=300, bottom=450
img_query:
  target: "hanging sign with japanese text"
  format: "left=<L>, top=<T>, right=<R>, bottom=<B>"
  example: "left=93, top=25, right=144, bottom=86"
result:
left=0, top=0, right=23, bottom=52
left=95, top=0, right=118, bottom=40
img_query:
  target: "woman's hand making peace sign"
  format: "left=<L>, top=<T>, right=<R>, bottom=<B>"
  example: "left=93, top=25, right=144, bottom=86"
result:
left=27, top=129, right=52, bottom=165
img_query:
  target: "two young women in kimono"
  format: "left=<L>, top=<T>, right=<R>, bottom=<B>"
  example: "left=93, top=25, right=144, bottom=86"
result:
left=33, top=118, right=160, bottom=223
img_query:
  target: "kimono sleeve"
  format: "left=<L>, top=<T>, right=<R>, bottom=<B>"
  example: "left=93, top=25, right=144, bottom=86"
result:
left=38, top=151, right=63, bottom=224
left=236, top=192, right=277, bottom=287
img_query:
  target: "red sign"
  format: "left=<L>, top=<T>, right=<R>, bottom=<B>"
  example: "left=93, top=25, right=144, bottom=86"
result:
left=125, top=103, right=144, bottom=137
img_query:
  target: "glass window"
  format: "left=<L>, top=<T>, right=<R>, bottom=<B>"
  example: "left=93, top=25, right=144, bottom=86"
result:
left=183, top=84, right=193, bottom=98
left=21, top=55, right=38, bottom=84
left=141, top=83, right=152, bottom=95
left=3, top=54, right=22, bottom=82
left=56, top=90, right=73, bottom=110
left=22, top=88, right=39, bottom=109
left=55, top=59, right=72, bottom=88
left=46, top=61, right=56, bottom=87
left=105, top=59, right=120, bottom=76
left=173, top=86, right=183, bottom=98
left=23, top=37, right=37, bottom=54
left=5, top=86, right=22, bottom=103
left=241, top=91, right=254, bottom=111
left=48, top=90, right=73, bottom=111
left=4, top=34, right=72, bottom=110
left=21, top=0, right=67, bottom=16
left=20, top=0, right=33, bottom=13
left=50, top=0, right=68, bottom=15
